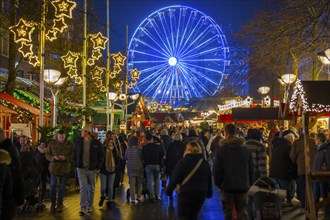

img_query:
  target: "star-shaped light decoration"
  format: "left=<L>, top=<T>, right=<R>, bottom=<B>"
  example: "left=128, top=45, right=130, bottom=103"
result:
left=90, top=32, right=108, bottom=50
left=114, top=81, right=123, bottom=90
left=100, top=86, right=106, bottom=92
left=87, top=58, right=95, bottom=66
left=113, top=65, right=122, bottom=73
left=52, top=17, right=68, bottom=33
left=61, top=51, right=79, bottom=68
left=112, top=52, right=126, bottom=66
left=46, top=30, right=58, bottom=41
left=109, top=72, right=116, bottom=79
left=127, top=83, right=133, bottom=89
left=67, top=67, right=78, bottom=78
left=95, top=79, right=103, bottom=88
left=131, top=79, right=137, bottom=85
left=18, top=42, right=33, bottom=57
left=52, top=0, right=77, bottom=18
left=92, top=66, right=104, bottom=79
left=9, top=18, right=36, bottom=43
left=28, top=56, right=40, bottom=67
left=152, top=101, right=158, bottom=108
left=75, top=76, right=82, bottom=84
left=130, top=68, right=141, bottom=79
left=91, top=49, right=102, bottom=60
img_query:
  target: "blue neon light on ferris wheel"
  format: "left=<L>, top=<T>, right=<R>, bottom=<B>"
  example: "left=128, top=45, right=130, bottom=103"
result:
left=128, top=5, right=228, bottom=104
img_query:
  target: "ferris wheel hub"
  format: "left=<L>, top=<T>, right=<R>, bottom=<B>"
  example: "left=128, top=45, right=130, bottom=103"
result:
left=168, top=57, right=177, bottom=66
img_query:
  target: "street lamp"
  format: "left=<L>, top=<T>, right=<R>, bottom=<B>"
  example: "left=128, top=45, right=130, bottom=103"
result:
left=257, top=86, right=270, bottom=107
left=107, top=92, right=140, bottom=132
left=278, top=73, right=297, bottom=118
left=44, top=69, right=66, bottom=128
left=317, top=49, right=330, bottom=65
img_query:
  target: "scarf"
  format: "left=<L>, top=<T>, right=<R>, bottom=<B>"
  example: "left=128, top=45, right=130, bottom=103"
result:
left=105, top=148, right=115, bottom=173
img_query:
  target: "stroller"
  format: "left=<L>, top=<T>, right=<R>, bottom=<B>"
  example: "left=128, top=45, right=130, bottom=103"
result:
left=19, top=166, right=40, bottom=213
left=249, top=176, right=285, bottom=220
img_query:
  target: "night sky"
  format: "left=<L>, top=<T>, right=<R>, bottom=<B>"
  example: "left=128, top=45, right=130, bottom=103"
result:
left=92, top=0, right=267, bottom=52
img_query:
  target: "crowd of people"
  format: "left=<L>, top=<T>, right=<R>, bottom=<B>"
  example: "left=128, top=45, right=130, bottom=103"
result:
left=0, top=123, right=330, bottom=219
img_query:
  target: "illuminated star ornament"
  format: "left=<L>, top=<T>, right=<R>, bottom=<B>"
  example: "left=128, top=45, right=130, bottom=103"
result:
left=92, top=66, right=104, bottom=79
left=114, top=82, right=123, bottom=90
left=90, top=32, right=108, bottom=50
left=112, top=52, right=126, bottom=66
left=53, top=17, right=68, bottom=33
left=18, top=42, right=33, bottom=57
left=61, top=51, right=79, bottom=68
left=100, top=86, right=106, bottom=92
left=130, top=68, right=141, bottom=79
left=67, top=67, right=78, bottom=78
left=92, top=49, right=102, bottom=60
left=87, top=58, right=95, bottom=66
left=28, top=56, right=40, bottom=67
left=46, top=30, right=58, bottom=41
left=9, top=18, right=36, bottom=43
left=75, top=76, right=82, bottom=84
left=52, top=0, right=77, bottom=18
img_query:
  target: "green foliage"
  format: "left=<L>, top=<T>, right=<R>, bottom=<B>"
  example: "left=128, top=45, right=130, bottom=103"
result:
left=37, top=126, right=55, bottom=142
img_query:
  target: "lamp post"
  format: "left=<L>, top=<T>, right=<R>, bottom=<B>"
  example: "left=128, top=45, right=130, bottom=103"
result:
left=44, top=69, right=66, bottom=128
left=317, top=48, right=330, bottom=79
left=278, top=73, right=297, bottom=118
left=107, top=92, right=139, bottom=132
left=257, top=86, right=270, bottom=107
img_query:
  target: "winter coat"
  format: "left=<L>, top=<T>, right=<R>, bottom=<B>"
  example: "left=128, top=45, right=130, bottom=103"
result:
left=166, top=153, right=212, bottom=198
left=0, top=149, right=12, bottom=219
left=142, top=143, right=165, bottom=166
left=165, top=140, right=186, bottom=177
left=100, top=146, right=120, bottom=175
left=269, top=138, right=294, bottom=180
left=0, top=139, right=24, bottom=219
left=290, top=134, right=315, bottom=175
left=213, top=136, right=253, bottom=193
left=34, top=148, right=50, bottom=175
left=184, top=135, right=207, bottom=160
left=73, top=137, right=104, bottom=170
left=46, top=139, right=73, bottom=175
left=125, top=145, right=144, bottom=177
left=20, top=150, right=39, bottom=197
left=311, top=142, right=329, bottom=172
left=245, top=139, right=267, bottom=182
left=161, top=135, right=171, bottom=153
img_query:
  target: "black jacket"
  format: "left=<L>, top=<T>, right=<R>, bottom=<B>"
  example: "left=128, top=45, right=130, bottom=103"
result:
left=0, top=139, right=24, bottom=219
left=0, top=149, right=11, bottom=220
left=166, top=153, right=212, bottom=198
left=142, top=143, right=164, bottom=166
left=165, top=140, right=186, bottom=176
left=73, top=137, right=104, bottom=170
left=269, top=138, right=293, bottom=180
left=213, top=136, right=253, bottom=193
left=34, top=149, right=50, bottom=175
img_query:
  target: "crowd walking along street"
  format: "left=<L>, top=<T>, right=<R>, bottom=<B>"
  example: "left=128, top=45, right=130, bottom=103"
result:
left=1, top=0, right=330, bottom=219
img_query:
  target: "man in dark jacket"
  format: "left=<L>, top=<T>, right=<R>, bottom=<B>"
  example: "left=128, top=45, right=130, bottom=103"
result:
left=0, top=129, right=24, bottom=220
left=213, top=124, right=253, bottom=220
left=142, top=133, right=165, bottom=202
left=73, top=125, right=104, bottom=216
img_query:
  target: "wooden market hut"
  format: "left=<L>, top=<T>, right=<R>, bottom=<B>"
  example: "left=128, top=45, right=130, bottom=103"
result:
left=0, top=93, right=49, bottom=143
left=290, top=80, right=330, bottom=219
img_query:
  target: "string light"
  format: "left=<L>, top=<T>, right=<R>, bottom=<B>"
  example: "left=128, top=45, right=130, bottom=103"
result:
left=28, top=55, right=40, bottom=67
left=91, top=49, right=102, bottom=60
left=112, top=52, right=126, bottom=66
left=52, top=17, right=68, bottom=33
left=0, top=98, right=33, bottom=123
left=46, top=30, right=58, bottom=41
left=130, top=68, right=141, bottom=79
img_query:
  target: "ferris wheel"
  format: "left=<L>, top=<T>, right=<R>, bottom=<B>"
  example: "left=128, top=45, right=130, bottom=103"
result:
left=128, top=5, right=228, bottom=104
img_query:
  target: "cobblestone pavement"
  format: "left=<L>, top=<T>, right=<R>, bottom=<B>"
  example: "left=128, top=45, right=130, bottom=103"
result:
left=13, top=175, right=318, bottom=220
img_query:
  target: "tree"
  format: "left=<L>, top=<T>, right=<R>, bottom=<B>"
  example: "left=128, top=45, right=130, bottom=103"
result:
left=238, top=0, right=330, bottom=82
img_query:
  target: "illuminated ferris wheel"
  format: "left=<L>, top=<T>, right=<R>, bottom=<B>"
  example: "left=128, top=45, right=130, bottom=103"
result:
left=128, top=5, right=228, bottom=104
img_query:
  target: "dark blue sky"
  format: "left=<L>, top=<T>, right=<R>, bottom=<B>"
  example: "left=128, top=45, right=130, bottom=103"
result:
left=92, top=0, right=267, bottom=52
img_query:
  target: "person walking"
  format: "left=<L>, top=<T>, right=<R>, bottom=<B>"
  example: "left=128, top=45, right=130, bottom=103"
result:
left=99, top=138, right=120, bottom=208
left=213, top=124, right=253, bottom=220
left=125, top=136, right=144, bottom=204
left=0, top=149, right=12, bottom=219
left=166, top=141, right=212, bottom=220
left=165, top=132, right=186, bottom=200
left=0, top=128, right=24, bottom=219
left=46, top=130, right=73, bottom=212
left=73, top=125, right=104, bottom=216
left=142, top=133, right=165, bottom=202
left=34, top=139, right=50, bottom=205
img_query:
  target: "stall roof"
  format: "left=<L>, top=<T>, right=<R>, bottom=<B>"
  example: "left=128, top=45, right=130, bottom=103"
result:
left=232, top=108, right=281, bottom=121
left=290, top=80, right=330, bottom=113
left=0, top=93, right=41, bottom=115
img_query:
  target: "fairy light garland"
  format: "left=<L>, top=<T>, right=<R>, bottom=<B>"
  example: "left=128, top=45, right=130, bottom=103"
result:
left=289, top=79, right=330, bottom=113
left=0, top=98, right=33, bottom=123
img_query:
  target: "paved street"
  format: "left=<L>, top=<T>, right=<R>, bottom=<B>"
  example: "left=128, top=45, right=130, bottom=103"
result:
left=13, top=175, right=317, bottom=220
